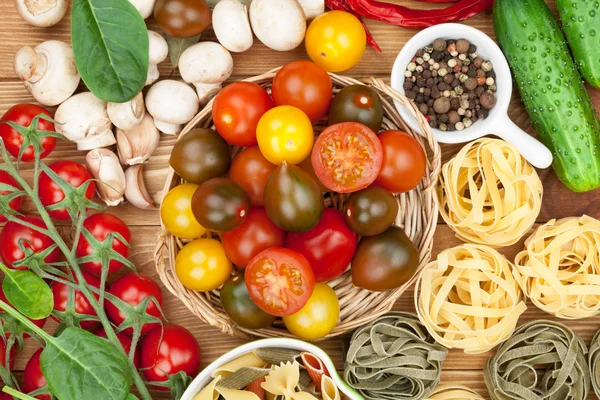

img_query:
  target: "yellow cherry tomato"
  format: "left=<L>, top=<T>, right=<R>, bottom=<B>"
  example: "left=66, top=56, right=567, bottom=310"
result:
left=305, top=11, right=366, bottom=72
left=160, top=183, right=207, bottom=239
left=283, top=282, right=339, bottom=340
left=256, top=106, right=314, bottom=165
left=175, top=238, right=232, bottom=292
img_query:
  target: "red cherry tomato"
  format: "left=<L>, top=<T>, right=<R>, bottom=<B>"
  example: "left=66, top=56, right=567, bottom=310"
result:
left=221, top=208, right=286, bottom=267
left=245, top=248, right=315, bottom=317
left=286, top=208, right=357, bottom=282
left=0, top=286, right=46, bottom=336
left=38, top=161, right=96, bottom=220
left=0, top=171, right=23, bottom=223
left=140, top=324, right=201, bottom=388
left=272, top=61, right=333, bottom=123
left=375, top=130, right=426, bottom=193
left=0, top=216, right=60, bottom=270
left=76, top=213, right=131, bottom=274
left=95, top=329, right=140, bottom=368
left=105, top=273, right=163, bottom=336
left=212, top=82, right=273, bottom=146
left=52, top=270, right=101, bottom=331
left=311, top=122, right=383, bottom=193
left=229, top=146, right=277, bottom=206
left=23, top=349, right=50, bottom=400
left=0, top=104, right=56, bottom=161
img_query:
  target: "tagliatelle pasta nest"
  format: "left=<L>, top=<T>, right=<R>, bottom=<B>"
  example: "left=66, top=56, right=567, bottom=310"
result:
left=427, top=384, right=484, bottom=400
left=415, top=244, right=527, bottom=354
left=484, top=320, right=590, bottom=400
left=437, top=138, right=542, bottom=247
left=514, top=215, right=600, bottom=319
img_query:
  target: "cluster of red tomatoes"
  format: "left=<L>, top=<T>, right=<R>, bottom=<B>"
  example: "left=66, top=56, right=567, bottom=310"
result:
left=161, top=60, right=427, bottom=340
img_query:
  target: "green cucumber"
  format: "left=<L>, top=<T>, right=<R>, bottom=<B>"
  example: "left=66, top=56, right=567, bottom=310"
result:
left=494, top=0, right=600, bottom=192
left=556, top=0, right=600, bottom=88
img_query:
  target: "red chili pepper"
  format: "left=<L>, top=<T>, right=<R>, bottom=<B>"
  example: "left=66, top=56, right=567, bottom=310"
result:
left=414, top=0, right=460, bottom=3
left=325, top=0, right=382, bottom=52
left=344, top=0, right=494, bottom=28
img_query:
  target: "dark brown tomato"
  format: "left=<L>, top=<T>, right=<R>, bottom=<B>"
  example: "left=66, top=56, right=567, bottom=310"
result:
left=229, top=146, right=276, bottom=206
left=169, top=128, right=231, bottom=184
left=191, top=178, right=250, bottom=232
left=351, top=226, right=419, bottom=291
left=328, top=85, right=383, bottom=133
left=154, top=0, right=212, bottom=38
left=220, top=274, right=277, bottom=329
left=263, top=162, right=324, bottom=232
left=344, top=186, right=398, bottom=236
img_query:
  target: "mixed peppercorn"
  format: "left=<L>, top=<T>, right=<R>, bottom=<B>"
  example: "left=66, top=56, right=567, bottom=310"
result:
left=404, top=38, right=497, bottom=132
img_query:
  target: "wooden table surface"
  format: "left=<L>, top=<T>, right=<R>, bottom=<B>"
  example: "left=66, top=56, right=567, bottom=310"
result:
left=2, top=1, right=600, bottom=399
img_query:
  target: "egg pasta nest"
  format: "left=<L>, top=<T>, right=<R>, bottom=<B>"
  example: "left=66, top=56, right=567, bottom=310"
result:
left=437, top=138, right=543, bottom=247
left=415, top=243, right=527, bottom=354
left=428, top=384, right=485, bottom=400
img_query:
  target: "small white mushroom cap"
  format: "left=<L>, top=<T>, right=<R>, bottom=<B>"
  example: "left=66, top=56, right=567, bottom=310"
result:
left=297, top=0, right=324, bottom=19
left=128, top=0, right=155, bottom=19
left=14, top=40, right=80, bottom=106
left=145, top=80, right=199, bottom=135
left=15, top=0, right=69, bottom=27
left=249, top=0, right=306, bottom=52
left=146, top=31, right=169, bottom=86
left=212, top=0, right=253, bottom=53
left=179, top=42, right=233, bottom=102
left=54, top=92, right=116, bottom=151
left=107, top=92, right=145, bottom=131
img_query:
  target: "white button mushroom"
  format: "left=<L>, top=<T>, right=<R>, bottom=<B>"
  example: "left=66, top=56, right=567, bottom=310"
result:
left=212, top=0, right=253, bottom=53
left=54, top=92, right=116, bottom=151
left=179, top=42, right=233, bottom=102
left=128, top=0, right=156, bottom=19
left=107, top=93, right=145, bottom=131
left=297, top=0, right=324, bottom=19
left=14, top=40, right=80, bottom=106
left=15, top=0, right=69, bottom=27
left=145, top=80, right=199, bottom=135
left=249, top=0, right=306, bottom=52
left=146, top=31, right=169, bottom=86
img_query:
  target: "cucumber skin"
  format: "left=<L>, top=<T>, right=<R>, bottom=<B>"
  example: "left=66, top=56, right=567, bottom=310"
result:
left=556, top=0, right=600, bottom=88
left=494, top=0, right=600, bottom=192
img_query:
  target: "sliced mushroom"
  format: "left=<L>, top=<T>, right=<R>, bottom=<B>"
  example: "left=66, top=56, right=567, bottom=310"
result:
left=15, top=0, right=69, bottom=27
left=146, top=31, right=169, bottom=86
left=179, top=42, right=233, bottom=102
left=145, top=80, right=199, bottom=135
left=107, top=93, right=145, bottom=131
left=212, top=0, right=253, bottom=53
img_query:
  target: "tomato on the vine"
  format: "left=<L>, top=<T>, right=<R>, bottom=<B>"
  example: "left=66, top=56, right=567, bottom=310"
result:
left=221, top=208, right=286, bottom=267
left=52, top=270, right=101, bottom=331
left=76, top=213, right=131, bottom=274
left=245, top=248, right=315, bottom=317
left=0, top=338, right=15, bottom=370
left=38, top=161, right=95, bottom=220
left=375, top=130, right=426, bottom=193
left=0, top=171, right=23, bottom=223
left=175, top=238, right=232, bottom=292
left=160, top=183, right=206, bottom=240
left=0, top=216, right=60, bottom=270
left=286, top=208, right=357, bottom=282
left=105, top=273, right=163, bottom=336
left=0, top=104, right=56, bottom=161
left=221, top=274, right=276, bottom=330
left=154, top=0, right=211, bottom=38
left=23, top=349, right=50, bottom=400
left=311, top=122, right=382, bottom=193
left=229, top=147, right=276, bottom=206
left=140, top=324, right=201, bottom=387
left=283, top=282, right=339, bottom=340
left=272, top=61, right=332, bottom=123
left=212, top=82, right=273, bottom=147
left=95, top=329, right=140, bottom=367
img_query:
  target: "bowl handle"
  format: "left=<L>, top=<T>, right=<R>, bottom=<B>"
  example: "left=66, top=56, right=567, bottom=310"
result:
left=494, top=116, right=553, bottom=169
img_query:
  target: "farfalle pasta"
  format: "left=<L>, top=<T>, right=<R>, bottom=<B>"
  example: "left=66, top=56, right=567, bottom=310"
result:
left=415, top=244, right=526, bottom=354
left=514, top=215, right=600, bottom=319
left=428, top=384, right=484, bottom=400
left=437, top=138, right=542, bottom=247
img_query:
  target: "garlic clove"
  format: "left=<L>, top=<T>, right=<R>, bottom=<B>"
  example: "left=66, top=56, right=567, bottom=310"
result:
left=116, top=113, right=160, bottom=165
left=86, top=149, right=126, bottom=206
left=124, top=165, right=155, bottom=210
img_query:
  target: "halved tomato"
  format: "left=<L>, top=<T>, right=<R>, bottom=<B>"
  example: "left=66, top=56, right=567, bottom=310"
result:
left=245, top=248, right=314, bottom=317
left=311, top=122, right=382, bottom=193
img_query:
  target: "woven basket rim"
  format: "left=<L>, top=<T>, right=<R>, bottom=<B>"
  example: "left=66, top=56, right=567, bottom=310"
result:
left=154, top=68, right=442, bottom=340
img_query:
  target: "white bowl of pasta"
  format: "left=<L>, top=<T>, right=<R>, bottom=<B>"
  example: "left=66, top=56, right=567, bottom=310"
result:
left=182, top=338, right=363, bottom=400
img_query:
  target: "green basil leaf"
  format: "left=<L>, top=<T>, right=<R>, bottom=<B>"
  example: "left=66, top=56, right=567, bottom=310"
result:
left=2, top=269, right=53, bottom=320
left=71, top=0, right=149, bottom=102
left=165, top=34, right=201, bottom=68
left=40, top=328, right=132, bottom=400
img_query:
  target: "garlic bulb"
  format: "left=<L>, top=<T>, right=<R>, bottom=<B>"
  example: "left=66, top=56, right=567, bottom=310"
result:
left=86, top=149, right=126, bottom=206
left=116, top=113, right=160, bottom=165
left=124, top=165, right=155, bottom=210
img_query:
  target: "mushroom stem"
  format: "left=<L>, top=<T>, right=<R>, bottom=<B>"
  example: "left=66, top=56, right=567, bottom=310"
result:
left=194, top=83, right=223, bottom=103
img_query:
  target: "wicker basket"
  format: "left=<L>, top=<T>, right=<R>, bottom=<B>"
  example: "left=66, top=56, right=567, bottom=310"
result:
left=154, top=68, right=442, bottom=339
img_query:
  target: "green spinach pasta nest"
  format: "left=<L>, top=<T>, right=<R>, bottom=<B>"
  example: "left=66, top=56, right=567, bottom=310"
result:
left=589, top=328, right=600, bottom=397
left=484, top=320, right=590, bottom=400
left=343, top=312, right=448, bottom=400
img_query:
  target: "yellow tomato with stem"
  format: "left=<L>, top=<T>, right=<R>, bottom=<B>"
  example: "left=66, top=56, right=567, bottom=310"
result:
left=283, top=282, right=340, bottom=340
left=305, top=11, right=366, bottom=72
left=160, top=183, right=206, bottom=239
left=175, top=238, right=232, bottom=292
left=256, top=106, right=314, bottom=165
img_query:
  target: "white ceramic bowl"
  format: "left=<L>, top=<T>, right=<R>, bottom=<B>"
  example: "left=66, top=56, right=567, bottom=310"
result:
left=182, top=338, right=364, bottom=400
left=391, top=23, right=553, bottom=169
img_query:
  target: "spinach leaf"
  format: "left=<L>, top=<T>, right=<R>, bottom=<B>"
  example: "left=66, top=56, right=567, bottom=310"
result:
left=71, top=0, right=149, bottom=102
left=40, top=328, right=133, bottom=400
left=2, top=268, right=53, bottom=320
